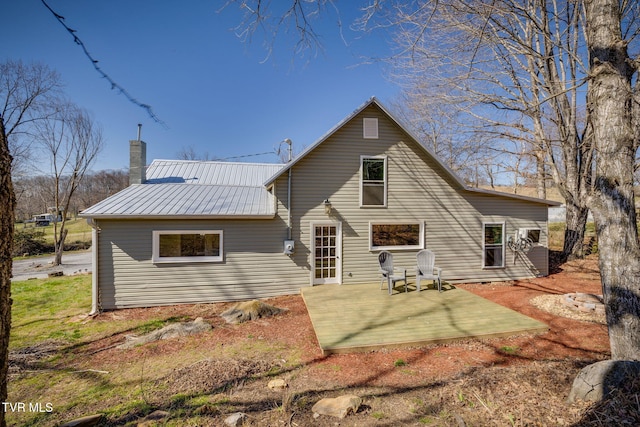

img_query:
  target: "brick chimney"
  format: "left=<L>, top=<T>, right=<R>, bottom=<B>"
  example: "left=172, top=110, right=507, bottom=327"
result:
left=129, top=139, right=147, bottom=185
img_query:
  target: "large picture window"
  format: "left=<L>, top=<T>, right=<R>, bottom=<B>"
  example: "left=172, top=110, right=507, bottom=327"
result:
left=152, top=230, right=223, bottom=263
left=483, top=223, right=505, bottom=268
left=370, top=222, right=424, bottom=250
left=361, top=156, right=387, bottom=206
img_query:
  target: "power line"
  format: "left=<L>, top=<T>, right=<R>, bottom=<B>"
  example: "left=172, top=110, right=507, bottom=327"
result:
left=220, top=151, right=275, bottom=160
left=40, top=0, right=165, bottom=126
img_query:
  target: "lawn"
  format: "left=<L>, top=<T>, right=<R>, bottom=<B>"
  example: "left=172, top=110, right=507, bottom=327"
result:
left=16, top=218, right=93, bottom=247
left=8, top=275, right=205, bottom=426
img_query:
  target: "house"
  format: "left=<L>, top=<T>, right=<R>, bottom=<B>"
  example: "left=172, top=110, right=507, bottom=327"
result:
left=80, top=98, right=560, bottom=312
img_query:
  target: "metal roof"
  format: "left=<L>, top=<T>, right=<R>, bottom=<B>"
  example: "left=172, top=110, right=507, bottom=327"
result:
left=147, top=160, right=284, bottom=185
left=81, top=161, right=284, bottom=219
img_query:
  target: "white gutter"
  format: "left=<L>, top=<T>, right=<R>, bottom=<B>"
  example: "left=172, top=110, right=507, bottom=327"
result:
left=87, top=218, right=100, bottom=315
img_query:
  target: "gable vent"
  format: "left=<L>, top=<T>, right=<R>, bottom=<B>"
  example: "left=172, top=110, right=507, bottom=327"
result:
left=363, top=118, right=379, bottom=139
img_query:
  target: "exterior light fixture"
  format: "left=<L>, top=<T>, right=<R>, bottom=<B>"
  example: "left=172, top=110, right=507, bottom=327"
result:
left=323, top=199, right=332, bottom=215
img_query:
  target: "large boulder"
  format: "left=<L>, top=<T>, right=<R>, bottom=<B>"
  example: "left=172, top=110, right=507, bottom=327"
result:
left=220, top=300, right=285, bottom=324
left=118, top=317, right=212, bottom=349
left=568, top=360, right=640, bottom=403
left=224, top=412, right=247, bottom=427
left=59, top=414, right=103, bottom=427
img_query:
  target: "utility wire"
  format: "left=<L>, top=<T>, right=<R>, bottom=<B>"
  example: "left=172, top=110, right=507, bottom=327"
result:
left=220, top=151, right=276, bottom=160
left=40, top=0, right=165, bottom=126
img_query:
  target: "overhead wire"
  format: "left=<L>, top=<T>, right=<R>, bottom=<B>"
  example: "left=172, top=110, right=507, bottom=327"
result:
left=40, top=0, right=165, bottom=126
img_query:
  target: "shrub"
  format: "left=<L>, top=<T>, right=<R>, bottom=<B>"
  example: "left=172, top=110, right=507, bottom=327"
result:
left=13, top=229, right=50, bottom=257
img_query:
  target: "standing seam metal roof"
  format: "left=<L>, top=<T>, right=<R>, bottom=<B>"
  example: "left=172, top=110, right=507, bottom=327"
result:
left=80, top=161, right=284, bottom=218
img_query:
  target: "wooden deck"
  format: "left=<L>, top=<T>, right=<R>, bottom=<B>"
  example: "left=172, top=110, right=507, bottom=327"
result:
left=301, top=282, right=548, bottom=355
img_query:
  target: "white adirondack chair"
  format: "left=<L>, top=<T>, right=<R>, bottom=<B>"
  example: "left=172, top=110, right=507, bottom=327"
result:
left=378, top=251, right=407, bottom=295
left=416, top=249, right=442, bottom=292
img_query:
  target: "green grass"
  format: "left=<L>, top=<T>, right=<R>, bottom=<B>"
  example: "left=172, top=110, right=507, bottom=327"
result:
left=10, top=276, right=92, bottom=350
left=8, top=275, right=204, bottom=426
left=548, top=221, right=597, bottom=252
left=16, top=218, right=92, bottom=246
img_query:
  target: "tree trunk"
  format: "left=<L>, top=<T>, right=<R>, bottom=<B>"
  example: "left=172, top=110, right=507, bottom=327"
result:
left=54, top=228, right=68, bottom=266
left=562, top=202, right=590, bottom=261
left=0, top=118, right=15, bottom=427
left=535, top=151, right=546, bottom=200
left=585, top=0, right=640, bottom=361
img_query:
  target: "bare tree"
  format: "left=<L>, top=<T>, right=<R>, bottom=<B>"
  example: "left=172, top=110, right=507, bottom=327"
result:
left=379, top=0, right=599, bottom=259
left=0, top=59, right=62, bottom=427
left=390, top=94, right=494, bottom=184
left=33, top=103, right=103, bottom=266
left=14, top=175, right=55, bottom=221
left=73, top=169, right=128, bottom=215
left=222, top=0, right=340, bottom=61
left=176, top=145, right=216, bottom=161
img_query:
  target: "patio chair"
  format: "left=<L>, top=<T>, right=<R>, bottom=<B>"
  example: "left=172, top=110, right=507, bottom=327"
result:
left=416, top=249, right=442, bottom=292
left=378, top=251, right=407, bottom=295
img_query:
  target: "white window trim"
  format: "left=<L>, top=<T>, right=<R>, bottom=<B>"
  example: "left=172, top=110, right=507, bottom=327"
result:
left=152, top=230, right=223, bottom=263
left=360, top=155, right=388, bottom=207
left=369, top=221, right=425, bottom=251
left=482, top=222, right=505, bottom=269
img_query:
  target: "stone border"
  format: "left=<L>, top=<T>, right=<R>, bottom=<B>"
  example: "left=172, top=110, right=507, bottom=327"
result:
left=561, top=293, right=605, bottom=315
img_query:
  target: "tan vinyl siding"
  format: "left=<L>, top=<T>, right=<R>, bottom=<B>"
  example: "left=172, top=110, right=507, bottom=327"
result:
left=96, top=219, right=304, bottom=309
left=275, top=104, right=549, bottom=287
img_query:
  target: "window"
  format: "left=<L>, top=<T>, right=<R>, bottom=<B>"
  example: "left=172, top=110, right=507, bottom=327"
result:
left=519, top=228, right=541, bottom=243
left=152, top=230, right=223, bottom=263
left=361, top=156, right=387, bottom=206
left=483, top=223, right=505, bottom=268
left=370, top=222, right=424, bottom=250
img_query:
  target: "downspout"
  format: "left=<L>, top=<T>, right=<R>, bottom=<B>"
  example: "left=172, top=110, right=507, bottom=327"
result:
left=285, top=138, right=293, bottom=240
left=87, top=218, right=100, bottom=315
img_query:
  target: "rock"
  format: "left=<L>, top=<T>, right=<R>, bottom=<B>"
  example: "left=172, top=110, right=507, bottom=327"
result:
left=268, top=378, right=288, bottom=390
left=59, top=414, right=103, bottom=427
left=311, top=394, right=362, bottom=419
left=568, top=359, right=640, bottom=403
left=118, top=317, right=212, bottom=349
left=224, top=412, right=247, bottom=426
left=220, top=300, right=285, bottom=324
left=48, top=271, right=64, bottom=277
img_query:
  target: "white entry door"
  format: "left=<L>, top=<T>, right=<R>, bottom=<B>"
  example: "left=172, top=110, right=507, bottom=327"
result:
left=312, top=222, right=342, bottom=285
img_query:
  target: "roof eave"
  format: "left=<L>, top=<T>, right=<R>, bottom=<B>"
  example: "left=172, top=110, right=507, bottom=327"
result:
left=78, top=213, right=277, bottom=220
left=465, top=187, right=562, bottom=206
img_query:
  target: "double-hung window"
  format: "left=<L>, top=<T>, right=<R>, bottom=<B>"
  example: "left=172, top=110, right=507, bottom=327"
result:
left=361, top=156, right=387, bottom=206
left=483, top=223, right=505, bottom=268
left=152, top=230, right=223, bottom=263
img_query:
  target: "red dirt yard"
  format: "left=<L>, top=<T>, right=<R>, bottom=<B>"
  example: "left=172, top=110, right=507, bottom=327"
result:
left=58, top=256, right=617, bottom=425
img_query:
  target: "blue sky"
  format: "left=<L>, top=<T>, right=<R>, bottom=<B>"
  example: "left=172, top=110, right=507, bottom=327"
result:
left=4, top=1, right=400, bottom=171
